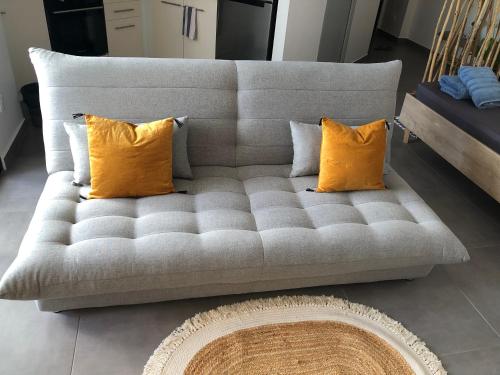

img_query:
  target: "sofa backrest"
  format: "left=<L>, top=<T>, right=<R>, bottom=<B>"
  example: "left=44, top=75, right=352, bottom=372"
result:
left=30, top=48, right=401, bottom=174
left=235, top=60, right=401, bottom=166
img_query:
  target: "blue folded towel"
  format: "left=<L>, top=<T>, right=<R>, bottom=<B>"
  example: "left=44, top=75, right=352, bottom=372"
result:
left=439, top=75, right=469, bottom=100
left=458, top=66, right=500, bottom=109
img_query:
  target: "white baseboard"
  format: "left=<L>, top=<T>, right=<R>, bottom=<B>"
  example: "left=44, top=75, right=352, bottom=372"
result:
left=1, top=118, right=25, bottom=170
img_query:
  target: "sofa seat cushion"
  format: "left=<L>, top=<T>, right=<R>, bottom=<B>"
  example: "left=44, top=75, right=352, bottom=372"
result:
left=0, top=166, right=468, bottom=300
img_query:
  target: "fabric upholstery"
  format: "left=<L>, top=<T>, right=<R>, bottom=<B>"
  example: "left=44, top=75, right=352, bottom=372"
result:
left=86, top=115, right=175, bottom=198
left=416, top=83, right=500, bottom=153
left=64, top=116, right=191, bottom=184
left=0, top=50, right=469, bottom=307
left=289, top=121, right=393, bottom=177
left=171, top=117, right=193, bottom=179
left=37, top=265, right=434, bottom=311
left=64, top=122, right=90, bottom=184
left=31, top=49, right=400, bottom=173
left=235, top=60, right=400, bottom=166
left=289, top=121, right=322, bottom=177
left=0, top=165, right=468, bottom=300
left=317, top=118, right=387, bottom=192
left=30, top=48, right=238, bottom=172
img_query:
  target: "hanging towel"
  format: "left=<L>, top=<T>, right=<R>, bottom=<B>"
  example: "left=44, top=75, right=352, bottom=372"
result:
left=183, top=6, right=197, bottom=40
left=439, top=75, right=469, bottom=100
left=458, top=66, right=500, bottom=109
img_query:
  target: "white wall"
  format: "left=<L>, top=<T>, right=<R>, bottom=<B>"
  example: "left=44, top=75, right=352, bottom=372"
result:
left=272, top=0, right=327, bottom=61
left=378, top=0, right=445, bottom=49
left=271, top=0, right=290, bottom=60
left=378, top=0, right=408, bottom=37
left=0, top=18, right=24, bottom=167
left=408, top=0, right=444, bottom=49
left=399, top=0, right=418, bottom=38
left=0, top=0, right=51, bottom=88
left=343, top=0, right=380, bottom=62
left=317, top=0, right=353, bottom=62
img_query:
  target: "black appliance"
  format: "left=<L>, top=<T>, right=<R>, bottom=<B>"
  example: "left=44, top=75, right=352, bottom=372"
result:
left=43, top=0, right=108, bottom=56
left=216, top=0, right=278, bottom=60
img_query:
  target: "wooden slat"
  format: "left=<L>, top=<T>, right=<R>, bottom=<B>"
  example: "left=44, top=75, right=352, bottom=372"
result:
left=399, top=93, right=500, bottom=202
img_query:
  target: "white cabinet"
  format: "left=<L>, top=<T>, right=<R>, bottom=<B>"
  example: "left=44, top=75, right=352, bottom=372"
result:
left=106, top=17, right=144, bottom=57
left=183, top=0, right=217, bottom=59
left=151, top=0, right=184, bottom=58
left=105, top=1, right=141, bottom=19
left=0, top=0, right=51, bottom=87
left=104, top=0, right=144, bottom=57
left=150, top=0, right=217, bottom=59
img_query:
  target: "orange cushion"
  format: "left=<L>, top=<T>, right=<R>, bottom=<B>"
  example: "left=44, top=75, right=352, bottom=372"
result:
left=86, top=115, right=175, bottom=199
left=316, top=118, right=386, bottom=192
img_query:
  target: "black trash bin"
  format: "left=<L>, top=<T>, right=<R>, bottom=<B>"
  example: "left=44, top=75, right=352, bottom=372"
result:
left=20, top=83, right=42, bottom=128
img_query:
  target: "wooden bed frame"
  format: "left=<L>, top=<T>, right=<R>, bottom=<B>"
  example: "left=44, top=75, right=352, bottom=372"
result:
left=399, top=93, right=500, bottom=202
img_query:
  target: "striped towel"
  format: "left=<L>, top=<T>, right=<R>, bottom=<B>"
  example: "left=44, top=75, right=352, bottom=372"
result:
left=183, top=6, right=197, bottom=40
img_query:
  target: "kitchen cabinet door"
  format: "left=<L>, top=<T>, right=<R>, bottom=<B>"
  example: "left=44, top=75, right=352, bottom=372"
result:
left=151, top=0, right=184, bottom=58
left=183, top=0, right=217, bottom=59
left=0, top=0, right=51, bottom=87
left=107, top=17, right=144, bottom=57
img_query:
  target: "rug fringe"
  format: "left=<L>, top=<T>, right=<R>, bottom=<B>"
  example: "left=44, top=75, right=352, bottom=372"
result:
left=143, top=295, right=447, bottom=375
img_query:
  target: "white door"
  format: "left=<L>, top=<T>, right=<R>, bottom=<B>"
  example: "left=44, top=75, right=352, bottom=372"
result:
left=0, top=0, right=51, bottom=87
left=183, top=0, right=217, bottom=59
left=151, top=0, right=184, bottom=58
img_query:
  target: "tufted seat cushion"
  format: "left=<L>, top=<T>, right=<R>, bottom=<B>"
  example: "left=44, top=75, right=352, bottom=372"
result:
left=0, top=166, right=468, bottom=300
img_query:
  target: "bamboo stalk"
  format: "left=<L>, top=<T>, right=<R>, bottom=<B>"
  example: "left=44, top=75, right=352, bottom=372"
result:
left=485, top=31, right=499, bottom=66
left=458, top=0, right=485, bottom=66
left=460, top=0, right=492, bottom=66
left=474, top=3, right=495, bottom=65
left=429, top=0, right=456, bottom=81
left=422, top=0, right=448, bottom=82
left=423, top=0, right=450, bottom=81
left=490, top=38, right=500, bottom=70
left=484, top=0, right=500, bottom=66
left=450, top=0, right=474, bottom=74
left=440, top=0, right=462, bottom=75
left=424, top=0, right=499, bottom=80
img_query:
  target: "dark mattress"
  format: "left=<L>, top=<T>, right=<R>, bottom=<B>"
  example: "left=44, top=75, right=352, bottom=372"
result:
left=416, top=82, right=500, bottom=153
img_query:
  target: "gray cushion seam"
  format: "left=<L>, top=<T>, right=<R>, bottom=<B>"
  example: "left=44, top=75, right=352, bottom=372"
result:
left=233, top=61, right=240, bottom=167
left=44, top=86, right=237, bottom=90
left=241, top=176, right=266, bottom=275
left=67, top=208, right=254, bottom=223
left=257, top=220, right=442, bottom=232
left=66, top=228, right=259, bottom=242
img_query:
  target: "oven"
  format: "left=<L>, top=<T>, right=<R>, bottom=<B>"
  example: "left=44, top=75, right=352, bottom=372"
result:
left=216, top=0, right=278, bottom=60
left=43, top=0, right=108, bottom=56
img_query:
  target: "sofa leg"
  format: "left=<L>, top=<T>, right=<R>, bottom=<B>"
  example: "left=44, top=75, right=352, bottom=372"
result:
left=403, top=129, right=411, bottom=143
left=402, top=129, right=418, bottom=144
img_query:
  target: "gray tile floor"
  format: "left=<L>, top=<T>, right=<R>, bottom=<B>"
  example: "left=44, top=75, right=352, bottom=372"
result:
left=1, top=34, right=499, bottom=374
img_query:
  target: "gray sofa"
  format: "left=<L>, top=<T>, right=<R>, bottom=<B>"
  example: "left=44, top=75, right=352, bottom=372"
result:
left=0, top=49, right=469, bottom=312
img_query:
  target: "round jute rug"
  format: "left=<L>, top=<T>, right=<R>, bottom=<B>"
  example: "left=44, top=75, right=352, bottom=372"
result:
left=143, top=295, right=446, bottom=375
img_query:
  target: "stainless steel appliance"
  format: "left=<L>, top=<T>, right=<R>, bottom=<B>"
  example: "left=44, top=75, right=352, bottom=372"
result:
left=43, top=0, right=108, bottom=56
left=216, top=0, right=278, bottom=60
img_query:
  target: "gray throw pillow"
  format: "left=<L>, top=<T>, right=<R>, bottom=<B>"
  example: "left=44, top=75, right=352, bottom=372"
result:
left=290, top=121, right=322, bottom=177
left=289, top=120, right=392, bottom=178
left=64, top=116, right=192, bottom=185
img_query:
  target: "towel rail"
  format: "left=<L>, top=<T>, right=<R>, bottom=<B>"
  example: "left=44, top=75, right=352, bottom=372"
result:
left=160, top=1, right=205, bottom=12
